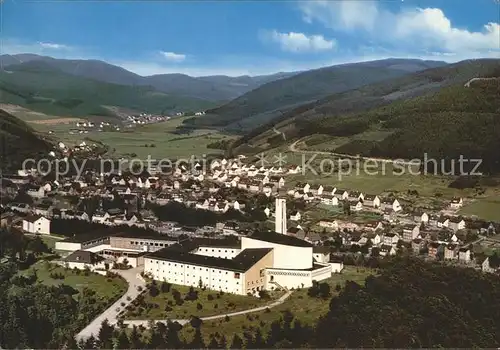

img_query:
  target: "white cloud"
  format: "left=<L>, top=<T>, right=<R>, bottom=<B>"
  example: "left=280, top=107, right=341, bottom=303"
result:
left=299, top=1, right=500, bottom=55
left=267, top=30, right=336, bottom=53
left=159, top=51, right=186, bottom=62
left=38, top=42, right=70, bottom=50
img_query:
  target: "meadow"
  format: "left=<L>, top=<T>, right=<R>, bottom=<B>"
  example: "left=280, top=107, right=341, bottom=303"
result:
left=19, top=261, right=127, bottom=299
left=179, top=266, right=374, bottom=342
left=32, top=116, right=235, bottom=159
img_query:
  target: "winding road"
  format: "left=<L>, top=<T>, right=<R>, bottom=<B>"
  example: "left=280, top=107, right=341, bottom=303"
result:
left=122, top=290, right=294, bottom=328
left=76, top=267, right=146, bottom=341
left=289, top=139, right=418, bottom=166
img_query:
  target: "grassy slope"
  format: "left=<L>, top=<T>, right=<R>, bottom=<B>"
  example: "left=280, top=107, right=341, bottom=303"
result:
left=0, top=61, right=217, bottom=118
left=19, top=261, right=127, bottom=300
left=232, top=59, right=500, bottom=154
left=123, top=283, right=283, bottom=320
left=331, top=79, right=500, bottom=167
left=180, top=266, right=374, bottom=343
left=32, top=116, right=235, bottom=158
left=0, top=109, right=53, bottom=172
left=184, top=60, right=447, bottom=130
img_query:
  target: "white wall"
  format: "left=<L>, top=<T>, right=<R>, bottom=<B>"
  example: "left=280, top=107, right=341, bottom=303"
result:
left=55, top=241, right=82, bottom=253
left=144, top=258, right=244, bottom=295
left=194, top=247, right=241, bottom=259
left=64, top=260, right=108, bottom=271
left=330, top=262, right=344, bottom=273
left=22, top=218, right=50, bottom=234
left=313, top=253, right=330, bottom=264
left=241, top=237, right=312, bottom=270
left=311, top=264, right=332, bottom=281
left=266, top=269, right=313, bottom=289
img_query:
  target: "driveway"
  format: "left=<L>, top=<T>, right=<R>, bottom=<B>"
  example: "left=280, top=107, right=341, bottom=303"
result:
left=123, top=290, right=293, bottom=328
left=76, top=267, right=146, bottom=341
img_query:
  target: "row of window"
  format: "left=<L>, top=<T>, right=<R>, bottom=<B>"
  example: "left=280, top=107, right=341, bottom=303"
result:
left=199, top=248, right=236, bottom=253
left=268, top=271, right=310, bottom=277
left=151, top=260, right=236, bottom=274
left=130, top=240, right=168, bottom=247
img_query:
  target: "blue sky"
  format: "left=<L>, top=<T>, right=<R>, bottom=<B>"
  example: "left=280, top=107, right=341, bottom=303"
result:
left=2, top=0, right=499, bottom=76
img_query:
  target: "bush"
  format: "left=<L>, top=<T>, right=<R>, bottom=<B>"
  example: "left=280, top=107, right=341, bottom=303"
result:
left=225, top=315, right=230, bottom=322
left=214, top=303, right=218, bottom=309
left=265, top=307, right=271, bottom=313
left=149, top=285, right=160, bottom=297
left=196, top=303, right=203, bottom=310
left=207, top=294, right=214, bottom=301
left=137, top=286, right=143, bottom=292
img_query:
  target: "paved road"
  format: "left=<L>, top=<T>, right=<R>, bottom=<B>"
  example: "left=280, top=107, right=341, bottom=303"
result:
left=76, top=267, right=146, bottom=341
left=289, top=139, right=417, bottom=166
left=123, top=290, right=294, bottom=328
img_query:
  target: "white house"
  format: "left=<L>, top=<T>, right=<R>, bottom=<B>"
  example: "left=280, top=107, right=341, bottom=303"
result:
left=363, top=195, right=381, bottom=208
left=290, top=211, right=301, bottom=221
left=383, top=199, right=402, bottom=212
left=22, top=215, right=51, bottom=235
left=450, top=197, right=463, bottom=209
left=448, top=218, right=466, bottom=232
left=321, top=195, right=339, bottom=207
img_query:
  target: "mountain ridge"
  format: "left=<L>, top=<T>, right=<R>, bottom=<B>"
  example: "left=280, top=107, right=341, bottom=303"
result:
left=0, top=54, right=297, bottom=101
left=183, top=58, right=448, bottom=131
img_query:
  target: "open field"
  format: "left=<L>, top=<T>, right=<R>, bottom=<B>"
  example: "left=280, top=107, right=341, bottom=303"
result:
left=29, top=117, right=84, bottom=125
left=19, top=261, right=127, bottom=299
left=180, top=266, right=374, bottom=342
left=0, top=103, right=63, bottom=121
left=123, top=283, right=283, bottom=320
left=33, top=116, right=236, bottom=159
left=460, top=197, right=500, bottom=222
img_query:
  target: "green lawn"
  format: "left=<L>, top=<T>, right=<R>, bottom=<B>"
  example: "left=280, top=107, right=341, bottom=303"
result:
left=123, top=283, right=283, bottom=320
left=180, top=266, right=374, bottom=342
left=19, top=261, right=127, bottom=299
left=39, top=235, right=64, bottom=250
left=459, top=197, right=500, bottom=221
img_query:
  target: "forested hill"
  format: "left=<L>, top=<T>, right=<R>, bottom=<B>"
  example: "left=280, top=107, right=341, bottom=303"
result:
left=0, top=61, right=217, bottom=118
left=0, top=109, right=53, bottom=172
left=182, top=58, right=447, bottom=131
left=308, top=78, right=500, bottom=174
left=313, top=258, right=500, bottom=348
left=230, top=59, right=500, bottom=174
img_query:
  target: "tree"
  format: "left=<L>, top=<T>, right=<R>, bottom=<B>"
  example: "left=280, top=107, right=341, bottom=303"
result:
left=97, top=319, right=114, bottom=349
left=318, top=283, right=331, bottom=298
left=160, top=281, right=171, bottom=293
left=129, top=325, right=143, bottom=349
left=165, top=321, right=182, bottom=348
left=149, top=284, right=160, bottom=297
left=207, top=335, right=219, bottom=349
left=84, top=335, right=97, bottom=349
left=230, top=334, right=243, bottom=349
left=190, top=328, right=205, bottom=349
left=115, top=330, right=131, bottom=349
left=26, top=237, right=49, bottom=255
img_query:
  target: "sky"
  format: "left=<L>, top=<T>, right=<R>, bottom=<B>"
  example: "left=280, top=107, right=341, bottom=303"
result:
left=2, top=0, right=499, bottom=76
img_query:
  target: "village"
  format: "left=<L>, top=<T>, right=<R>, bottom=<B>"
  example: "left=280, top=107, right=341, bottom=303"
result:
left=2, top=150, right=500, bottom=276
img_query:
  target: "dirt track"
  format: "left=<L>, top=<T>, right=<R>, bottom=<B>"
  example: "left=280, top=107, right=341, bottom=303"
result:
left=29, top=118, right=83, bottom=125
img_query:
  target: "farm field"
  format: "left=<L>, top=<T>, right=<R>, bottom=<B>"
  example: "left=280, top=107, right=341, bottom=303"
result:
left=123, top=282, right=283, bottom=320
left=459, top=197, right=500, bottom=221
left=33, top=116, right=236, bottom=159
left=179, top=266, right=374, bottom=343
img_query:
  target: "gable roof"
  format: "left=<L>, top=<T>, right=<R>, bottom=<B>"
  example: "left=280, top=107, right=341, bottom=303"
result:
left=64, top=250, right=105, bottom=264
left=23, top=215, right=46, bottom=223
